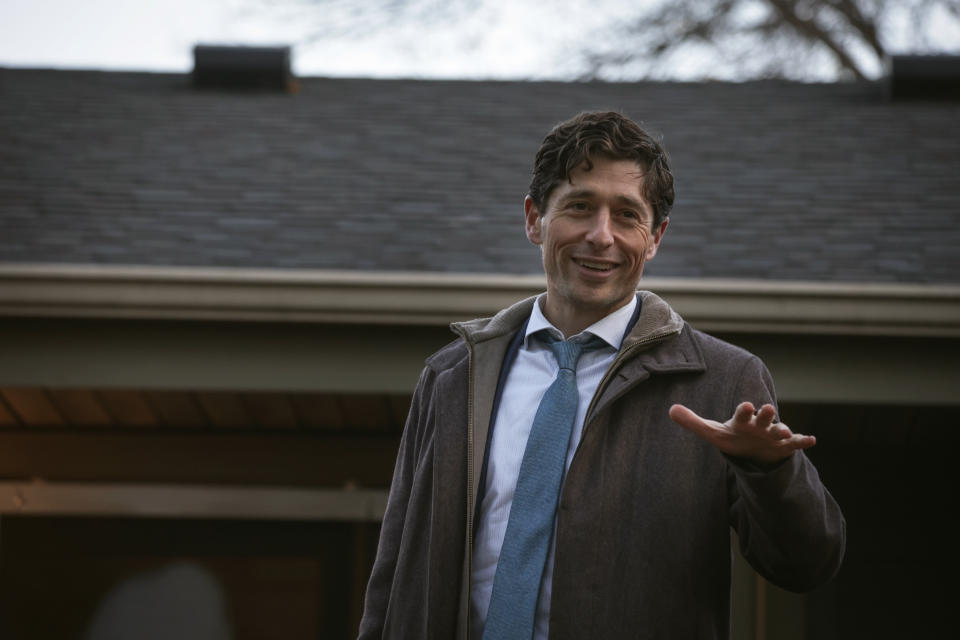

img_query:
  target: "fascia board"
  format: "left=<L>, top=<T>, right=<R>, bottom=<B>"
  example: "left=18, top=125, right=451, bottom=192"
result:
left=0, top=264, right=958, bottom=337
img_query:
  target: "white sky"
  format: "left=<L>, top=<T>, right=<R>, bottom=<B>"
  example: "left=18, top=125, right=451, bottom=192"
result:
left=1, top=0, right=632, bottom=79
left=2, top=0, right=959, bottom=81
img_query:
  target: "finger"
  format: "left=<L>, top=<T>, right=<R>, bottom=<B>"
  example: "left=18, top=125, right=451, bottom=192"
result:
left=769, top=423, right=793, bottom=440
left=783, top=433, right=816, bottom=450
left=754, top=404, right=777, bottom=429
left=732, top=402, right=755, bottom=425
left=668, top=404, right=717, bottom=437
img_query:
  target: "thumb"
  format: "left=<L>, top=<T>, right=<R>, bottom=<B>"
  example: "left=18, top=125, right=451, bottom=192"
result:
left=669, top=404, right=708, bottom=432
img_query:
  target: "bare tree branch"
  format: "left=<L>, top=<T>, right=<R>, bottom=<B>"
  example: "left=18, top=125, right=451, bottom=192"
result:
left=583, top=0, right=753, bottom=79
left=766, top=0, right=869, bottom=78
left=824, top=0, right=886, bottom=58
left=259, top=0, right=960, bottom=81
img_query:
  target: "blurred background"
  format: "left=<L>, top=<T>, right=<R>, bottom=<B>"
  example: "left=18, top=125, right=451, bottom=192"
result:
left=4, top=0, right=960, bottom=80
left=1, top=1, right=959, bottom=639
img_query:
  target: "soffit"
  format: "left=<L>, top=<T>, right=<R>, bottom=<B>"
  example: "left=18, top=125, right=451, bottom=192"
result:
left=0, top=386, right=409, bottom=431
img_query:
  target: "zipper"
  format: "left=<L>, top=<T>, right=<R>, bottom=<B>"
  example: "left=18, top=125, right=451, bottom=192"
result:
left=465, top=339, right=475, bottom=635
left=581, top=326, right=682, bottom=432
left=452, top=324, right=475, bottom=640
left=452, top=318, right=678, bottom=637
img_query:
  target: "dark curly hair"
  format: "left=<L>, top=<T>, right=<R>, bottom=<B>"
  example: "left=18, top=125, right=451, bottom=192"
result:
left=529, top=111, right=675, bottom=228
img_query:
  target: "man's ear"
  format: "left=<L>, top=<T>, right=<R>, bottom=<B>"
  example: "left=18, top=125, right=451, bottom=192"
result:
left=524, top=195, right=544, bottom=246
left=645, top=217, right=669, bottom=260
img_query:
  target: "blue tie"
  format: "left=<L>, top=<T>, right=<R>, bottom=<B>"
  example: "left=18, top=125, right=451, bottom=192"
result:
left=482, top=332, right=604, bottom=640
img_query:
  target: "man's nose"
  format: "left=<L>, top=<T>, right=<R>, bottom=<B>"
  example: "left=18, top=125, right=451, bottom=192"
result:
left=585, top=210, right=614, bottom=247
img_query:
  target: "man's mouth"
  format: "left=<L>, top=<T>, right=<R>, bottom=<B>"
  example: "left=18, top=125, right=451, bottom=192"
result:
left=575, top=259, right=616, bottom=272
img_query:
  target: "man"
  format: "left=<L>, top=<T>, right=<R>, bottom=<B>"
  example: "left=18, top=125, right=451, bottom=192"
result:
left=358, top=111, right=845, bottom=640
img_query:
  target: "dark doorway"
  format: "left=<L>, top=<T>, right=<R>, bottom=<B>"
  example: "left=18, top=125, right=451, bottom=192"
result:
left=764, top=402, right=957, bottom=640
left=0, top=516, right=380, bottom=640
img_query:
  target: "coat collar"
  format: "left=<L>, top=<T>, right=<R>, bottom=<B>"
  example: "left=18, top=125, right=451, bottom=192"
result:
left=447, top=290, right=700, bottom=373
left=449, top=294, right=539, bottom=346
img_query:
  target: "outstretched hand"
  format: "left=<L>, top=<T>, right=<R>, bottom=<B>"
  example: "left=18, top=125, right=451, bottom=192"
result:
left=668, top=402, right=815, bottom=465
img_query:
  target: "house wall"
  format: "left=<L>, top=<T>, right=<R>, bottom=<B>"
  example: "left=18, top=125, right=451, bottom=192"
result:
left=1, top=317, right=957, bottom=404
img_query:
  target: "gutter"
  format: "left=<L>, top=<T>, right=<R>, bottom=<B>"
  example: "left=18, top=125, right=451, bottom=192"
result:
left=0, top=263, right=958, bottom=337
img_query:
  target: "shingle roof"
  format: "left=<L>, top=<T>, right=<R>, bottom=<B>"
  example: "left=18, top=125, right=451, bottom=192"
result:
left=1, top=68, right=958, bottom=283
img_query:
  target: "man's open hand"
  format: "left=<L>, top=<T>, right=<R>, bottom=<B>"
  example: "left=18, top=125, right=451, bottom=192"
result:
left=668, top=402, right=815, bottom=465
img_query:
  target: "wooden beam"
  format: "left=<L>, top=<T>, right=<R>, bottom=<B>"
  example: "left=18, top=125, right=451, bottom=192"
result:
left=47, top=389, right=112, bottom=427
left=0, top=481, right=388, bottom=521
left=194, top=391, right=250, bottom=428
left=95, top=389, right=161, bottom=427
left=145, top=391, right=209, bottom=428
left=0, top=388, right=65, bottom=426
left=0, top=393, right=22, bottom=426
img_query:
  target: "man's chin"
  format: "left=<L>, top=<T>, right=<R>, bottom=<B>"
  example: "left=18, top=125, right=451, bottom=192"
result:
left=567, top=289, right=633, bottom=315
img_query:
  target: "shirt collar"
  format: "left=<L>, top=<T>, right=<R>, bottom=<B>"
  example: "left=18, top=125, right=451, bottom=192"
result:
left=524, top=294, right=638, bottom=351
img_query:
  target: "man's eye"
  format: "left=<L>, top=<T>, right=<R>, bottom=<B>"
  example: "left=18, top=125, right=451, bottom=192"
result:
left=620, top=210, right=640, bottom=220
left=571, top=202, right=589, bottom=210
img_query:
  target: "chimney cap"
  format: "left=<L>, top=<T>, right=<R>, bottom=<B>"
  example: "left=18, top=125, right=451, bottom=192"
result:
left=886, top=54, right=960, bottom=101
left=192, top=44, right=295, bottom=92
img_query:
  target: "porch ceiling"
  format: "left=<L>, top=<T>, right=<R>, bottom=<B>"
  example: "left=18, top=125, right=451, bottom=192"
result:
left=0, top=387, right=410, bottom=432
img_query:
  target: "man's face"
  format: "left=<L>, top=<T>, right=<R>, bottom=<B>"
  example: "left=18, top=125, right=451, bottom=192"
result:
left=524, top=156, right=668, bottom=332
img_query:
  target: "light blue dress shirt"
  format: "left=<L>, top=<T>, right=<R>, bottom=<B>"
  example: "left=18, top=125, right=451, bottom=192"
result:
left=471, top=295, right=637, bottom=640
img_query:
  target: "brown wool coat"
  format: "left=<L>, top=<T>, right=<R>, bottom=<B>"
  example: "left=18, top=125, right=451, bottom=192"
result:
left=358, top=292, right=845, bottom=640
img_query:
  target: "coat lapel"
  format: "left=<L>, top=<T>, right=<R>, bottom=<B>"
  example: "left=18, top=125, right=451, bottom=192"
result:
left=587, top=325, right=707, bottom=423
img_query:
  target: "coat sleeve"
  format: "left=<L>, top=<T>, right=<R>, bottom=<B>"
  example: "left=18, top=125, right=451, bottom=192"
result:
left=725, top=356, right=846, bottom=593
left=357, top=366, right=434, bottom=639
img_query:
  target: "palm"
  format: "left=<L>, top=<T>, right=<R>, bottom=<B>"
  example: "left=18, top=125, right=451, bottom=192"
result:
left=668, top=402, right=815, bottom=465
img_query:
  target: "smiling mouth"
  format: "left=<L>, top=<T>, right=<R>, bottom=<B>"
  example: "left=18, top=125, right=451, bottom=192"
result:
left=575, top=259, right=616, bottom=272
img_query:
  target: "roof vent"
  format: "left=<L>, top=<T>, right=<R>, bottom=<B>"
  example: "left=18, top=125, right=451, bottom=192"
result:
left=192, top=45, right=297, bottom=92
left=886, top=54, right=960, bottom=101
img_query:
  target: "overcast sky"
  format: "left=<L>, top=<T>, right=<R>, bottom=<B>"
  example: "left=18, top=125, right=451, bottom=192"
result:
left=2, top=0, right=639, bottom=79
left=3, top=0, right=960, bottom=81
